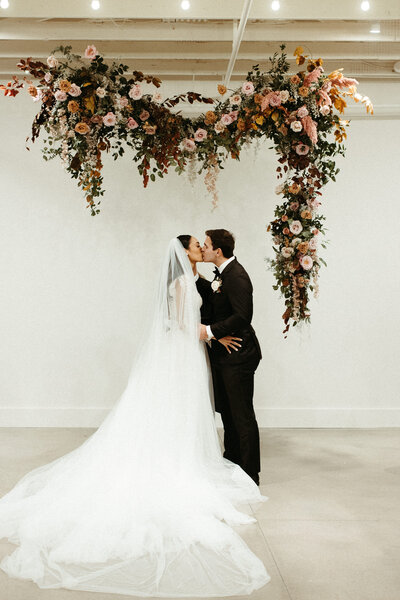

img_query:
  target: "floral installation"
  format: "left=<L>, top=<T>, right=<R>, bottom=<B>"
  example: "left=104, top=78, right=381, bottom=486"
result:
left=1, top=44, right=372, bottom=334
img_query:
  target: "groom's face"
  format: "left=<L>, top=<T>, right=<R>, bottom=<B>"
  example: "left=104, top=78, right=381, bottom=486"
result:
left=202, top=236, right=218, bottom=263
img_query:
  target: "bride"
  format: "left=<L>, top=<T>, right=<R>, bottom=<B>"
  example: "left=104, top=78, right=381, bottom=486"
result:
left=0, top=237, right=270, bottom=597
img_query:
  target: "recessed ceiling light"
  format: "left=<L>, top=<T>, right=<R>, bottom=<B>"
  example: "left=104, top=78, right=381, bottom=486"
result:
left=181, top=0, right=190, bottom=9
left=361, top=1, right=370, bottom=11
left=271, top=0, right=280, bottom=10
left=370, top=22, right=380, bottom=33
left=91, top=0, right=100, bottom=9
left=0, top=0, right=9, bottom=9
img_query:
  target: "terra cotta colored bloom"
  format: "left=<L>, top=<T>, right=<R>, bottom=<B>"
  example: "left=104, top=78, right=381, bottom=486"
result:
left=59, top=79, right=72, bottom=92
left=74, top=122, right=90, bottom=134
left=67, top=100, right=80, bottom=113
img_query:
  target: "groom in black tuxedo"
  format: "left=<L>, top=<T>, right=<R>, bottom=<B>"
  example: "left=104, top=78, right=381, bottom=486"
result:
left=199, top=229, right=262, bottom=486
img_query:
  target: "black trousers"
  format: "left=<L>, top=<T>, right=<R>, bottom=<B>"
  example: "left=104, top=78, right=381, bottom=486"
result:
left=212, top=359, right=261, bottom=484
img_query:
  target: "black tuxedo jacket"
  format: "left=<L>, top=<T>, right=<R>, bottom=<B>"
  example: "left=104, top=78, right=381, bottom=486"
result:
left=195, top=275, right=213, bottom=324
left=207, top=258, right=262, bottom=367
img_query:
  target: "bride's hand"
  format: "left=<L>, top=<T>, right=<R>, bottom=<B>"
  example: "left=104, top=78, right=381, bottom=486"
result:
left=218, top=336, right=242, bottom=354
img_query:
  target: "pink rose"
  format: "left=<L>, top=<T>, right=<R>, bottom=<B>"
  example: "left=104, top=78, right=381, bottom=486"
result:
left=281, top=247, right=294, bottom=258
left=229, top=110, right=239, bottom=121
left=68, top=84, right=81, bottom=97
left=84, top=45, right=98, bottom=60
left=126, top=117, right=138, bottom=129
left=308, top=237, right=318, bottom=250
left=297, top=105, right=309, bottom=118
left=313, top=229, right=319, bottom=235
left=128, top=85, right=143, bottom=100
left=55, top=90, right=67, bottom=101
left=139, top=110, right=150, bottom=121
left=46, top=55, right=58, bottom=68
left=290, top=121, right=302, bottom=133
left=118, top=96, right=129, bottom=108
left=182, top=138, right=196, bottom=152
left=221, top=113, right=233, bottom=126
left=194, top=128, right=207, bottom=142
left=319, top=105, right=330, bottom=116
left=290, top=201, right=299, bottom=211
left=44, top=72, right=52, bottom=83
left=300, top=255, right=313, bottom=270
left=214, top=121, right=225, bottom=133
left=289, top=220, right=303, bottom=235
left=95, top=87, right=106, bottom=98
left=280, top=90, right=289, bottom=103
left=296, top=143, right=310, bottom=156
left=242, top=81, right=254, bottom=95
left=103, top=112, right=116, bottom=126
left=152, top=92, right=162, bottom=103
left=269, top=92, right=282, bottom=107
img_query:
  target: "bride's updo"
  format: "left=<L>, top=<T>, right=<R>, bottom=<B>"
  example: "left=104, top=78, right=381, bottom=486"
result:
left=177, top=234, right=192, bottom=249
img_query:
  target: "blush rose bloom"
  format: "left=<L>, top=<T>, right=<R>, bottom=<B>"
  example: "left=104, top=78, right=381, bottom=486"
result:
left=275, top=183, right=285, bottom=195
left=95, top=87, right=106, bottom=98
left=103, top=112, right=117, bottom=126
left=281, top=247, right=294, bottom=258
left=242, top=81, right=255, bottom=95
left=268, top=92, right=282, bottom=107
left=290, top=201, right=300, bottom=211
left=297, top=106, right=309, bottom=118
left=118, top=96, right=129, bottom=108
left=280, top=90, right=289, bottom=103
left=214, top=121, right=225, bottom=133
left=74, top=122, right=90, bottom=134
left=229, top=110, right=239, bottom=121
left=84, top=45, right=98, bottom=60
left=139, top=110, right=150, bottom=121
left=221, top=113, right=233, bottom=126
left=68, top=84, right=82, bottom=97
left=229, top=94, right=242, bottom=105
left=296, top=143, right=310, bottom=155
left=55, top=90, right=67, bottom=101
left=44, top=72, right=53, bottom=83
left=46, top=55, right=58, bottom=68
left=308, top=237, right=318, bottom=250
left=300, top=255, right=313, bottom=270
left=152, top=92, right=163, bottom=103
left=194, top=128, right=207, bottom=142
left=320, top=105, right=330, bottom=116
left=182, top=138, right=196, bottom=152
left=126, top=117, right=139, bottom=129
left=290, top=120, right=302, bottom=133
left=129, top=85, right=143, bottom=100
left=290, top=220, right=303, bottom=235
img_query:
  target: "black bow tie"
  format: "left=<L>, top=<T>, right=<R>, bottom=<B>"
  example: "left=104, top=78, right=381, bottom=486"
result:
left=213, top=267, right=220, bottom=277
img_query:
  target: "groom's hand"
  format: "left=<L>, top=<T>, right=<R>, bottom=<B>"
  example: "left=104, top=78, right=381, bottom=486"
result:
left=199, top=324, right=208, bottom=341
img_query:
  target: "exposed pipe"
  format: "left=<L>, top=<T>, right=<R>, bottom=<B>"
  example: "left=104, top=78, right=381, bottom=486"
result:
left=224, top=0, right=254, bottom=88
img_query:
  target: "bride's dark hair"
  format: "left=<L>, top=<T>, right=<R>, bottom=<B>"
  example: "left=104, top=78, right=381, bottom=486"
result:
left=177, top=235, right=192, bottom=250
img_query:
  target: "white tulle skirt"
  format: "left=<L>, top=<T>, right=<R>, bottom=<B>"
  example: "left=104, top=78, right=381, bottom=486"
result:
left=0, top=331, right=270, bottom=597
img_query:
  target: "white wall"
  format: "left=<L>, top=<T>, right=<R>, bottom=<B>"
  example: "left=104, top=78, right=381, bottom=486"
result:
left=1, top=84, right=400, bottom=427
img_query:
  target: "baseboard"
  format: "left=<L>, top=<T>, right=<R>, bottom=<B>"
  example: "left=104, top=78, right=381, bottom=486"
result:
left=0, top=407, right=399, bottom=428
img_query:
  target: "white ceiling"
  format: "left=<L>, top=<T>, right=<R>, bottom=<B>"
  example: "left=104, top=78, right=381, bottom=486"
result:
left=0, top=1, right=399, bottom=84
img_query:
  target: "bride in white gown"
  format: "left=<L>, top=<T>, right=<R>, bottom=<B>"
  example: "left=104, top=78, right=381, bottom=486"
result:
left=0, top=237, right=270, bottom=597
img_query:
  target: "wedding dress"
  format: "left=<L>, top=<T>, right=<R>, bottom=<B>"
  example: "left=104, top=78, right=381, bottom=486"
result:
left=0, top=238, right=270, bottom=597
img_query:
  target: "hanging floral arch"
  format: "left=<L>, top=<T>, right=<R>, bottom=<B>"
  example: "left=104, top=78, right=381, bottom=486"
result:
left=1, top=44, right=372, bottom=335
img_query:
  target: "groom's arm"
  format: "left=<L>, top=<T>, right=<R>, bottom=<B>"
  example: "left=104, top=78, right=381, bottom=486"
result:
left=209, top=274, right=253, bottom=340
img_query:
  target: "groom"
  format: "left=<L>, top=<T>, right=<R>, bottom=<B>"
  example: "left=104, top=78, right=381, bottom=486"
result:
left=199, top=229, right=262, bottom=486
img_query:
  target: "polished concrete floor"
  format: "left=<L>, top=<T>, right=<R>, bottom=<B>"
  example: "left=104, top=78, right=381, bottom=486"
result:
left=0, top=428, right=399, bottom=600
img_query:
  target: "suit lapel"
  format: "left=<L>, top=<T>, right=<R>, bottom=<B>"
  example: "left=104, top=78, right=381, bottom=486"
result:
left=219, top=257, right=237, bottom=279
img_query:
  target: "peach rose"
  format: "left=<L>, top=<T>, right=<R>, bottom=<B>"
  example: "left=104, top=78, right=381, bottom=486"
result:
left=102, top=112, right=116, bottom=126
left=283, top=227, right=290, bottom=235
left=297, top=105, right=308, bottom=118
left=290, top=120, right=302, bottom=133
left=84, top=45, right=98, bottom=60
left=74, top=122, right=90, bottom=134
left=59, top=79, right=72, bottom=92
left=67, top=100, right=80, bottom=113
left=217, top=84, right=227, bottom=95
left=290, top=75, right=301, bottom=85
left=301, top=210, right=312, bottom=219
left=95, top=87, right=106, bottom=98
left=68, top=84, right=81, bottom=97
left=152, top=91, right=163, bottom=103
left=126, top=117, right=138, bottom=129
left=297, top=241, right=309, bottom=254
left=118, top=96, right=129, bottom=108
left=280, top=90, right=290, bottom=103
left=300, top=255, right=313, bottom=270
left=182, top=138, right=196, bottom=152
left=129, top=85, right=143, bottom=100
left=288, top=183, right=301, bottom=194
left=204, top=111, right=217, bottom=125
left=229, top=94, right=242, bottom=106
left=290, top=201, right=299, bottom=211
left=221, top=113, right=233, bottom=126
left=242, top=81, right=254, bottom=95
left=296, top=143, right=310, bottom=156
left=281, top=247, right=294, bottom=258
left=298, top=86, right=310, bottom=97
left=281, top=215, right=289, bottom=222
left=55, top=90, right=67, bottom=101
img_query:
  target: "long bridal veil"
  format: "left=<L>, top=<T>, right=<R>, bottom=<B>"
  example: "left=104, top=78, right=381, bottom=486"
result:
left=0, top=238, right=270, bottom=597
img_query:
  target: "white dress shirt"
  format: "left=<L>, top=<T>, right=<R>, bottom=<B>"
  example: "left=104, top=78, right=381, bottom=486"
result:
left=205, top=256, right=236, bottom=340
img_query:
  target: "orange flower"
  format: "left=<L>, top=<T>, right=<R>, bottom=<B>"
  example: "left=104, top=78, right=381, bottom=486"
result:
left=297, top=276, right=305, bottom=287
left=281, top=215, right=289, bottom=222
left=28, top=86, right=38, bottom=97
left=301, top=210, right=312, bottom=219
left=254, top=93, right=263, bottom=105
left=237, top=118, right=246, bottom=131
left=74, top=122, right=90, bottom=134
left=298, top=242, right=309, bottom=254
left=217, top=84, right=227, bottom=95
left=282, top=278, right=290, bottom=287
left=288, top=183, right=301, bottom=194
left=298, top=86, right=310, bottom=97
left=255, top=115, right=264, bottom=125
left=59, top=79, right=72, bottom=92
left=204, top=110, right=217, bottom=125
left=290, top=75, right=301, bottom=85
left=67, top=100, right=80, bottom=113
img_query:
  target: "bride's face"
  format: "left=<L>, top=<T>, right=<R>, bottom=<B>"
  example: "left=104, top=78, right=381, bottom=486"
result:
left=187, top=237, right=203, bottom=264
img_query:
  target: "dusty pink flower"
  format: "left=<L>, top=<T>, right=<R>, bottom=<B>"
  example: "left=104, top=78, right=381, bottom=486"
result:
left=281, top=247, right=294, bottom=258
left=317, top=89, right=332, bottom=107
left=54, top=90, right=67, bottom=101
left=221, top=113, right=233, bottom=126
left=290, top=201, right=299, bottom=211
left=297, top=105, right=309, bottom=118
left=126, top=117, right=138, bottom=129
left=44, top=72, right=52, bottom=83
left=229, top=94, right=242, bottom=105
left=275, top=184, right=285, bottom=195
left=152, top=91, right=163, bottom=103
left=103, top=112, right=116, bottom=126
left=128, top=84, right=143, bottom=100
left=290, top=220, right=303, bottom=235
left=300, top=255, right=313, bottom=270
left=118, top=96, right=129, bottom=108
left=84, top=45, right=98, bottom=60
left=46, top=55, right=58, bottom=68
left=139, top=110, right=150, bottom=121
left=303, top=67, right=323, bottom=87
left=214, top=121, right=225, bottom=133
left=280, top=90, right=289, bottom=103
left=319, top=105, right=330, bottom=116
left=182, top=138, right=196, bottom=152
left=313, top=229, right=319, bottom=235
left=194, top=128, right=207, bottom=142
left=68, top=84, right=81, bottom=97
left=90, top=114, right=103, bottom=123
left=261, top=91, right=281, bottom=112
left=301, top=115, right=318, bottom=144
left=330, top=76, right=359, bottom=89
left=144, top=125, right=157, bottom=135
left=307, top=198, right=321, bottom=211
left=32, top=89, right=43, bottom=103
left=290, top=121, right=302, bottom=133
left=296, top=143, right=310, bottom=156
left=242, top=81, right=254, bottom=95
left=95, top=87, right=106, bottom=98
left=229, top=110, right=239, bottom=121
left=308, top=237, right=318, bottom=250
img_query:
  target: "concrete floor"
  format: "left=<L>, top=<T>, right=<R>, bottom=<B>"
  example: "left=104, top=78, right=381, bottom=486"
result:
left=0, top=428, right=399, bottom=600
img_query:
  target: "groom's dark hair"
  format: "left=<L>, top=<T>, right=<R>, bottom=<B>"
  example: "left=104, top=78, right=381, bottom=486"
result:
left=205, top=229, right=235, bottom=258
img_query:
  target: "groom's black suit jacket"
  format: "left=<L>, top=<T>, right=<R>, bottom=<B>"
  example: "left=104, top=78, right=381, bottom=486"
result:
left=197, top=259, right=262, bottom=367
